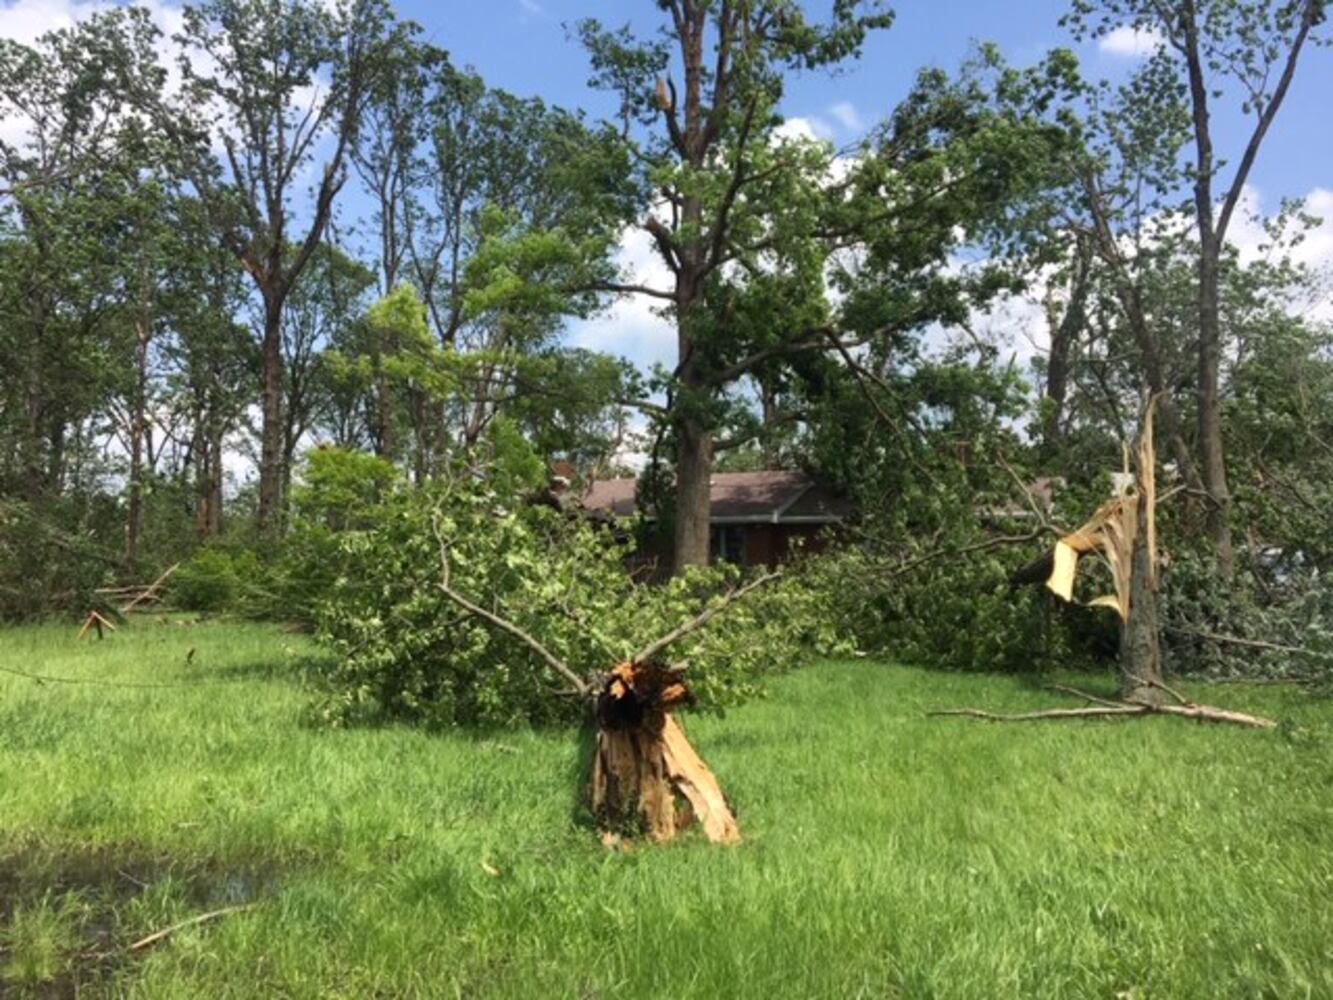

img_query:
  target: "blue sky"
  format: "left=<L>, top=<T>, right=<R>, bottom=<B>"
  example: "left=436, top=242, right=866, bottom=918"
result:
left=416, top=0, right=1331, bottom=200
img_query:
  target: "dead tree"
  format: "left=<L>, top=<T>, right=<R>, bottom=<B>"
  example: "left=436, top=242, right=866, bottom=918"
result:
left=432, top=515, right=774, bottom=844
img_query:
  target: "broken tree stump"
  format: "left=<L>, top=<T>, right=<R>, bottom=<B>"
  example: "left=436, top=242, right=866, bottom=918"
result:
left=588, top=661, right=740, bottom=844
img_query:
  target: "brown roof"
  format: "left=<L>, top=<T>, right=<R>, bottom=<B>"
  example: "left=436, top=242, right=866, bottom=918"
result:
left=582, top=470, right=850, bottom=524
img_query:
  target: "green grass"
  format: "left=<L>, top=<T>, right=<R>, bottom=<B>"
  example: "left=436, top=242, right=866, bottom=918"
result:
left=1, top=619, right=1331, bottom=998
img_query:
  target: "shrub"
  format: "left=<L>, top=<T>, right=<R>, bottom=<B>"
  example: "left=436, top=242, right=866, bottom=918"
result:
left=172, top=546, right=263, bottom=612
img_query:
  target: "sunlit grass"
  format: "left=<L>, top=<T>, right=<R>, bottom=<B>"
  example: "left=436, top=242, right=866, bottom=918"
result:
left=1, top=618, right=1330, bottom=997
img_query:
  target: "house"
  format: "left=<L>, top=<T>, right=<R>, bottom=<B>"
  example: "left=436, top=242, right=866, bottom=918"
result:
left=581, top=470, right=851, bottom=568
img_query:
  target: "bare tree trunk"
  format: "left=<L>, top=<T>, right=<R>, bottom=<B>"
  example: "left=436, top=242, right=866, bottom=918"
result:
left=125, top=313, right=150, bottom=573
left=1196, top=242, right=1233, bottom=574
left=192, top=418, right=210, bottom=540
left=257, top=294, right=285, bottom=532
left=1119, top=490, right=1164, bottom=706
left=673, top=406, right=713, bottom=573
left=1181, top=10, right=1233, bottom=577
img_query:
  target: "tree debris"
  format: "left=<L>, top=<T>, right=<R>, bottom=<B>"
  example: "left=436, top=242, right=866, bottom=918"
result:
left=430, top=510, right=774, bottom=844
left=128, top=903, right=256, bottom=952
left=943, top=399, right=1278, bottom=730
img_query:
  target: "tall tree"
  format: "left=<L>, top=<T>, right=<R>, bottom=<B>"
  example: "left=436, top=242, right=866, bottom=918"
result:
left=575, top=4, right=892, bottom=571
left=1066, top=0, right=1329, bottom=574
left=278, top=244, right=368, bottom=491
left=0, top=9, right=165, bottom=506
left=154, top=0, right=412, bottom=530
left=565, top=12, right=1073, bottom=573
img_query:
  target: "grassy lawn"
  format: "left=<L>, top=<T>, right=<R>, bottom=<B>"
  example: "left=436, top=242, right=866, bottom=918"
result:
left=1, top=619, right=1331, bottom=998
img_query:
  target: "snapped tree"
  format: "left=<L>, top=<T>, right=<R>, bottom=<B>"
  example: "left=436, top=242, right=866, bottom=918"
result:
left=1065, top=0, right=1329, bottom=576
left=945, top=399, right=1276, bottom=727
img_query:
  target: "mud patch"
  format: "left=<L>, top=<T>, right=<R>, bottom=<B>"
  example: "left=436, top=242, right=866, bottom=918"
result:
left=0, top=839, right=286, bottom=997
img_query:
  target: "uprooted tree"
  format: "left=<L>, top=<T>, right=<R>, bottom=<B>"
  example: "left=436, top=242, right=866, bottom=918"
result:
left=938, top=400, right=1275, bottom=729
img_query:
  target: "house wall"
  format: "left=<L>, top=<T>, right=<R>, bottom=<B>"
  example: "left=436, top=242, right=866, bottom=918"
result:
left=742, top=523, right=834, bottom=568
left=621, top=521, right=839, bottom=576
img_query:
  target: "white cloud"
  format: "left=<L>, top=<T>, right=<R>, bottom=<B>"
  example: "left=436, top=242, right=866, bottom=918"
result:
left=566, top=224, right=677, bottom=372
left=0, top=0, right=82, bottom=46
left=1226, top=184, right=1333, bottom=322
left=828, top=101, right=864, bottom=133
left=775, top=115, right=833, bottom=143
left=1098, top=25, right=1166, bottom=58
left=517, top=0, right=545, bottom=21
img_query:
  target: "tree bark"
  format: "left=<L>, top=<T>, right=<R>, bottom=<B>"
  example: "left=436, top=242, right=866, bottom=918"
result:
left=1119, top=469, right=1164, bottom=705
left=125, top=312, right=150, bottom=573
left=672, top=407, right=713, bottom=573
left=1195, top=240, right=1233, bottom=574
left=1181, top=8, right=1234, bottom=576
left=257, top=292, right=286, bottom=532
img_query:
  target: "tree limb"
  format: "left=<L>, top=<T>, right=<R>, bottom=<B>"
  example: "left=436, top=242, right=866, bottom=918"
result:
left=630, top=570, right=781, bottom=666
left=431, top=513, right=588, bottom=696
left=1166, top=625, right=1333, bottom=661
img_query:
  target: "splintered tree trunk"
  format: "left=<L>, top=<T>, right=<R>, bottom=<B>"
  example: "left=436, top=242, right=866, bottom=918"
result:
left=588, top=662, right=739, bottom=844
left=1119, top=480, right=1165, bottom=706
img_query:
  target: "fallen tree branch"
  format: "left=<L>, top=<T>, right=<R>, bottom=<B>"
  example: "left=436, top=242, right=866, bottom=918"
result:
left=885, top=529, right=1049, bottom=582
left=930, top=705, right=1147, bottom=721
left=119, top=563, right=180, bottom=615
left=1126, top=672, right=1189, bottom=706
left=1045, top=683, right=1125, bottom=708
left=929, top=695, right=1276, bottom=729
left=1166, top=625, right=1333, bottom=661
left=129, top=904, right=256, bottom=951
left=437, top=578, right=590, bottom=696
left=1135, top=701, right=1275, bottom=728
left=630, top=571, right=781, bottom=666
left=431, top=513, right=588, bottom=697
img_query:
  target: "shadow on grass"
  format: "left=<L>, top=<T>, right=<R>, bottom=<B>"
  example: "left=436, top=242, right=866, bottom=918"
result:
left=206, top=653, right=331, bottom=685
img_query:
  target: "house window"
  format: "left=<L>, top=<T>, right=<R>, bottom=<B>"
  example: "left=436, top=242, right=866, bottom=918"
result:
left=710, top=525, right=746, bottom=565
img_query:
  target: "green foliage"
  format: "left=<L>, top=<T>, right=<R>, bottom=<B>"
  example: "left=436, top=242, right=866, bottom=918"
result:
left=172, top=545, right=264, bottom=613
left=309, top=474, right=838, bottom=729
left=805, top=543, right=1066, bottom=673
left=288, top=445, right=401, bottom=530
left=0, top=498, right=122, bottom=621
left=275, top=446, right=402, bottom=621
left=481, top=417, right=546, bottom=496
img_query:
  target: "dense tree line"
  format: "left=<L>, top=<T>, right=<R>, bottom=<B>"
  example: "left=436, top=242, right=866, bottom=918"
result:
left=0, top=0, right=1329, bottom=682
